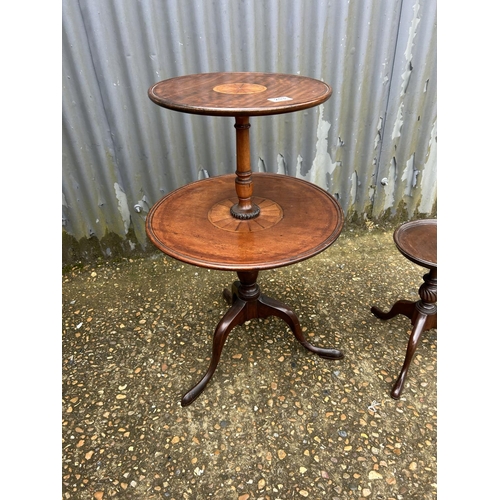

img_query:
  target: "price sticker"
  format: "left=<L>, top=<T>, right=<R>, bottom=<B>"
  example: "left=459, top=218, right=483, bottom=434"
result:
left=267, top=96, right=293, bottom=102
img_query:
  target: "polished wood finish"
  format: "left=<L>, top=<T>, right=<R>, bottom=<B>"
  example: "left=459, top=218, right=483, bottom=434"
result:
left=149, top=72, right=332, bottom=219
left=394, top=219, right=437, bottom=269
left=147, top=173, right=344, bottom=406
left=146, top=72, right=343, bottom=405
left=146, top=173, right=343, bottom=271
left=232, top=116, right=259, bottom=219
left=148, top=72, right=332, bottom=117
left=182, top=270, right=343, bottom=407
left=371, top=219, right=437, bottom=399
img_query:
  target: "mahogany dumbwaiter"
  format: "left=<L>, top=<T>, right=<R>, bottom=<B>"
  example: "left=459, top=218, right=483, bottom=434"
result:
left=146, top=72, right=345, bottom=406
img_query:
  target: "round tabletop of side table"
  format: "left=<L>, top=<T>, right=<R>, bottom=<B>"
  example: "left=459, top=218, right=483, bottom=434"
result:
left=394, top=219, right=437, bottom=270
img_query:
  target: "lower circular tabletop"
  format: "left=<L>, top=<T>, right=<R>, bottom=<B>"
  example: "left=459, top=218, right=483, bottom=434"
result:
left=146, top=173, right=344, bottom=271
left=394, top=219, right=437, bottom=269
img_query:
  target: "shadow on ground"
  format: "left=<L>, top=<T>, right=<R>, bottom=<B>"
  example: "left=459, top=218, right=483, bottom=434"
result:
left=62, top=223, right=437, bottom=500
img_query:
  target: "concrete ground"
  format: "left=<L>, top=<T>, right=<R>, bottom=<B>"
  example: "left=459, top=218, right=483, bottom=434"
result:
left=62, top=222, right=437, bottom=499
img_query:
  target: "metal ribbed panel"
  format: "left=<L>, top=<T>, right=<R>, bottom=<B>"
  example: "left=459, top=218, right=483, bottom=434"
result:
left=373, top=0, right=437, bottom=217
left=62, top=0, right=436, bottom=261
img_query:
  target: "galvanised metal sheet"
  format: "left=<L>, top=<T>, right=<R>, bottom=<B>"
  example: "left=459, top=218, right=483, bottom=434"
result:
left=372, top=0, right=437, bottom=218
left=62, top=0, right=436, bottom=261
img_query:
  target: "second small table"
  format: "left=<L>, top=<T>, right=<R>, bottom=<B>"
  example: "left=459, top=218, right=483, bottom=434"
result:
left=147, top=72, right=345, bottom=406
left=371, top=219, right=437, bottom=399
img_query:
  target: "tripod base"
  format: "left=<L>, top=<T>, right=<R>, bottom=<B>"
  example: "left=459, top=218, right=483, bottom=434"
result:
left=371, top=268, right=437, bottom=399
left=181, top=270, right=344, bottom=406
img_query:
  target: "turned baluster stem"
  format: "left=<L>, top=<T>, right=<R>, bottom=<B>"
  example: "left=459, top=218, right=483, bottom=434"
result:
left=230, top=116, right=260, bottom=219
left=416, top=268, right=437, bottom=316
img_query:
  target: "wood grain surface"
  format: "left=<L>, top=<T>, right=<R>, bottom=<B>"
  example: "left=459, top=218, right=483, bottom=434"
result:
left=146, top=173, right=343, bottom=271
left=394, top=219, right=437, bottom=269
left=148, top=72, right=332, bottom=116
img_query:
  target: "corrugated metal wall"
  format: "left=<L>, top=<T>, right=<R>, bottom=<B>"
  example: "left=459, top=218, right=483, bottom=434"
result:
left=62, top=0, right=436, bottom=263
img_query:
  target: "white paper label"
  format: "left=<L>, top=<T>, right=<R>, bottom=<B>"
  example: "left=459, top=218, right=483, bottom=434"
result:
left=267, top=96, right=293, bottom=102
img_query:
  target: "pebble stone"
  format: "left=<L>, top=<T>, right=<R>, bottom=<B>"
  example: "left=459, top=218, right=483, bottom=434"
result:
left=62, top=222, right=437, bottom=499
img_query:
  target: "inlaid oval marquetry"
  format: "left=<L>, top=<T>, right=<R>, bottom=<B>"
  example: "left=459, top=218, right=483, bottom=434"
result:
left=213, top=83, right=267, bottom=95
left=146, top=173, right=343, bottom=271
left=148, top=73, right=332, bottom=116
left=208, top=198, right=283, bottom=232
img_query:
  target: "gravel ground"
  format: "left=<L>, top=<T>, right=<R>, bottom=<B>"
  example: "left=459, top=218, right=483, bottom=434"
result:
left=62, top=223, right=437, bottom=500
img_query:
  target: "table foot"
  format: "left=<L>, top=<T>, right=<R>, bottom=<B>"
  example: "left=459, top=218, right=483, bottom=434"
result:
left=181, top=271, right=343, bottom=406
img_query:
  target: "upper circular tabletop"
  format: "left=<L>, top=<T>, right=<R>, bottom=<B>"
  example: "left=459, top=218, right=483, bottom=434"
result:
left=148, top=72, right=332, bottom=117
left=394, top=219, right=437, bottom=269
left=146, top=173, right=343, bottom=271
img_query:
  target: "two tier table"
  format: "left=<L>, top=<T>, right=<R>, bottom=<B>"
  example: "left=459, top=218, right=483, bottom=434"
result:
left=146, top=72, right=344, bottom=406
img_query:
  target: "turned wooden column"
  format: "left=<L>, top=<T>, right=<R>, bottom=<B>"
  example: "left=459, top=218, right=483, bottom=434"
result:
left=417, top=268, right=437, bottom=317
left=230, top=116, right=261, bottom=219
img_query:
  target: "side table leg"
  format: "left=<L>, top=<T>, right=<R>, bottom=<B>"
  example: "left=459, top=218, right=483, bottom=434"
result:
left=371, top=300, right=416, bottom=322
left=372, top=269, right=437, bottom=399
left=258, top=294, right=344, bottom=360
left=391, top=305, right=437, bottom=398
left=223, top=281, right=240, bottom=305
left=181, top=298, right=247, bottom=407
left=390, top=311, right=427, bottom=399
